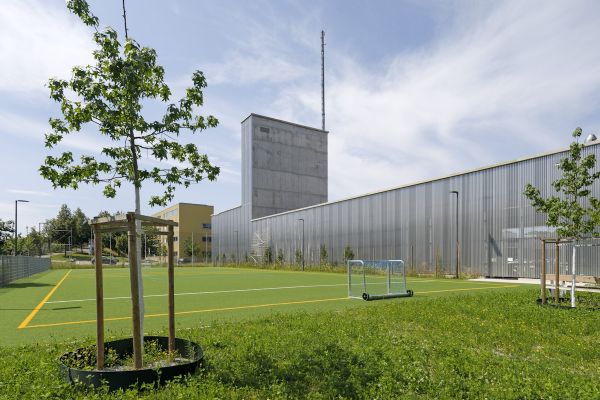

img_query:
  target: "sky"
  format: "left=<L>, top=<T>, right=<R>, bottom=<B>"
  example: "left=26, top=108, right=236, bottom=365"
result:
left=2, top=0, right=600, bottom=234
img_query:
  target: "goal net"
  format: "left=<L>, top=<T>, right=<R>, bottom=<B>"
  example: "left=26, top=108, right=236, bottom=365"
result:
left=347, top=259, right=413, bottom=301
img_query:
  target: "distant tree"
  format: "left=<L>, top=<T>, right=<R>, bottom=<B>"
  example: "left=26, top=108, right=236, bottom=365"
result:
left=320, top=244, right=328, bottom=265
left=142, top=226, right=160, bottom=256
left=524, top=128, right=600, bottom=239
left=27, top=228, right=45, bottom=256
left=0, top=219, right=13, bottom=254
left=343, top=245, right=355, bottom=263
left=72, top=208, right=90, bottom=252
left=263, top=246, right=273, bottom=264
left=183, top=236, right=200, bottom=257
left=276, top=248, right=284, bottom=265
left=114, top=233, right=129, bottom=256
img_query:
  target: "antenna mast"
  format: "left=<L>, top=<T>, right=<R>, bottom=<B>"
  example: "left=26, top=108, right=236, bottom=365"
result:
left=321, top=30, right=325, bottom=131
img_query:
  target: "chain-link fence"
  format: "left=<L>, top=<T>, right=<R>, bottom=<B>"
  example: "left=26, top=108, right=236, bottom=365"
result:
left=0, top=256, right=51, bottom=286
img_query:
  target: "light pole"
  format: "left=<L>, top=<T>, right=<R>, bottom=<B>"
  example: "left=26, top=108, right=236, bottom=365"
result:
left=39, top=222, right=48, bottom=257
left=450, top=191, right=459, bottom=279
left=234, top=230, right=239, bottom=265
left=298, top=218, right=305, bottom=271
left=14, top=199, right=29, bottom=256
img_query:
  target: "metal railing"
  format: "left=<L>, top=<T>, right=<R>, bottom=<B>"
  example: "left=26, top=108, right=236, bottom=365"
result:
left=0, top=256, right=51, bottom=286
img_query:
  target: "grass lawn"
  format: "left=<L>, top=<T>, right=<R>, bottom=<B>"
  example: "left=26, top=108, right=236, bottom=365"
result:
left=0, top=267, right=598, bottom=398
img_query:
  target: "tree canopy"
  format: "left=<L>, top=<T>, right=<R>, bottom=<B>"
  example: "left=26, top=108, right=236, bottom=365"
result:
left=524, top=127, right=600, bottom=239
left=39, top=0, right=220, bottom=207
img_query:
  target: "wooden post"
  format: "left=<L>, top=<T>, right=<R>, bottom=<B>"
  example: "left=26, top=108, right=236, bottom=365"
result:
left=127, top=213, right=143, bottom=369
left=167, top=225, right=175, bottom=354
left=540, top=239, right=546, bottom=304
left=93, top=225, right=104, bottom=370
left=555, top=241, right=560, bottom=305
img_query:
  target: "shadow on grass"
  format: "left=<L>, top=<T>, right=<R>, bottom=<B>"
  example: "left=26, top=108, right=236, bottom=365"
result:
left=0, top=306, right=81, bottom=311
left=1, top=282, right=54, bottom=289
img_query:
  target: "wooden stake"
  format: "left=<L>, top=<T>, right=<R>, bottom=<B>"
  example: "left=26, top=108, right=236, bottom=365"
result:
left=540, top=240, right=546, bottom=304
left=555, top=241, right=560, bottom=305
left=93, top=225, right=104, bottom=370
left=168, top=225, right=175, bottom=354
left=127, top=213, right=143, bottom=369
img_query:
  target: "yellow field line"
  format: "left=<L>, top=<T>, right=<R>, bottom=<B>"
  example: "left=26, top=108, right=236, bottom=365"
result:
left=18, top=270, right=72, bottom=329
left=23, top=297, right=350, bottom=329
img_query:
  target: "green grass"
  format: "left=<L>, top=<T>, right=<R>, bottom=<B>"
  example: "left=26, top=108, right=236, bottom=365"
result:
left=0, top=268, right=598, bottom=398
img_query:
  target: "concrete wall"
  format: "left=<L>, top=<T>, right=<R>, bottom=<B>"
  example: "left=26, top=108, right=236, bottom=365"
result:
left=242, top=114, right=328, bottom=219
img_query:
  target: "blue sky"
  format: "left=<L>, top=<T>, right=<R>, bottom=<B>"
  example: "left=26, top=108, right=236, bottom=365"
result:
left=2, top=0, right=600, bottom=233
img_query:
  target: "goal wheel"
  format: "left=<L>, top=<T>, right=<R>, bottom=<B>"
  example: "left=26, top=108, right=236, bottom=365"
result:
left=407, top=289, right=414, bottom=297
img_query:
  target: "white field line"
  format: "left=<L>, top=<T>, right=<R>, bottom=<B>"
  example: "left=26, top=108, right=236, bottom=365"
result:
left=46, top=283, right=350, bottom=304
left=45, top=279, right=444, bottom=305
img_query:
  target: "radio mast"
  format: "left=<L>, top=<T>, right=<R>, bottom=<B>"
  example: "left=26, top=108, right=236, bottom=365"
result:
left=321, top=30, right=325, bottom=131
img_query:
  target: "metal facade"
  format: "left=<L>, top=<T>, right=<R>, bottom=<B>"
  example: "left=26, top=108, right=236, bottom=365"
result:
left=213, top=132, right=600, bottom=277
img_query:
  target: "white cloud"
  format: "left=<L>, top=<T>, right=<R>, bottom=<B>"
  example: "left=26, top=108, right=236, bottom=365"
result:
left=271, top=0, right=600, bottom=199
left=7, top=189, right=50, bottom=197
left=0, top=111, right=112, bottom=153
left=0, top=0, right=94, bottom=94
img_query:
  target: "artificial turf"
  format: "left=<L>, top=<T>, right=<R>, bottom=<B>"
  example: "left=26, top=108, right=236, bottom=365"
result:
left=0, top=267, right=518, bottom=347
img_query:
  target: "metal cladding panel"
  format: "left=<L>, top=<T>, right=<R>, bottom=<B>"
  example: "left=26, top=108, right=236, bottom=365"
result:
left=215, top=143, right=600, bottom=277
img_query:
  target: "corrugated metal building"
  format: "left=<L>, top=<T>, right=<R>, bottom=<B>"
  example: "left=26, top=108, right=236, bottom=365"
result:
left=213, top=115, right=600, bottom=278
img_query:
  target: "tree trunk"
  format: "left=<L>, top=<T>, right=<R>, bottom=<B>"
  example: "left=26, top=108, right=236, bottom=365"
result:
left=129, top=132, right=145, bottom=348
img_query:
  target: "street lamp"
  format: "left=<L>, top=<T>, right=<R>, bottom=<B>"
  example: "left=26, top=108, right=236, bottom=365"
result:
left=298, top=218, right=305, bottom=271
left=450, top=191, right=459, bottom=279
left=585, top=133, right=597, bottom=143
left=14, top=199, right=29, bottom=256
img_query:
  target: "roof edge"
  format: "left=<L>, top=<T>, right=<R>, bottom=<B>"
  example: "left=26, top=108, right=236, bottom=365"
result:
left=241, top=113, right=328, bottom=134
left=251, top=141, right=600, bottom=222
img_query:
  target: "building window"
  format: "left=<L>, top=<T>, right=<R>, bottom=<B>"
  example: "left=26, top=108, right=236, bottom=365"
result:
left=202, top=223, right=211, bottom=229
left=164, top=209, right=178, bottom=218
left=174, top=236, right=178, bottom=242
left=202, top=236, right=212, bottom=243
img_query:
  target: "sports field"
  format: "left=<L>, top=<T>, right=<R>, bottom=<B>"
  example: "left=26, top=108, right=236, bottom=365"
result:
left=1, top=267, right=519, bottom=346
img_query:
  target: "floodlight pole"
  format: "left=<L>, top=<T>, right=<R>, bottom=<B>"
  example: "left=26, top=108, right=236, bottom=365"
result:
left=298, top=218, right=305, bottom=271
left=450, top=191, right=459, bottom=278
left=14, top=200, right=29, bottom=256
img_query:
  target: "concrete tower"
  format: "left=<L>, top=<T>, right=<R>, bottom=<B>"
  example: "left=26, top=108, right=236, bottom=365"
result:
left=241, top=114, right=328, bottom=219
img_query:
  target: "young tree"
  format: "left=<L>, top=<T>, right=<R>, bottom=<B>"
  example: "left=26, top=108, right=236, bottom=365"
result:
left=343, top=245, right=355, bottom=263
left=183, top=236, right=200, bottom=257
left=276, top=248, right=284, bottom=265
left=39, top=0, right=220, bottom=347
left=524, top=128, right=600, bottom=239
left=263, top=246, right=273, bottom=264
left=320, top=244, right=328, bottom=265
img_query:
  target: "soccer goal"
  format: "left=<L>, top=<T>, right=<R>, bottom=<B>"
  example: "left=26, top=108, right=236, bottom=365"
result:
left=347, top=259, right=414, bottom=301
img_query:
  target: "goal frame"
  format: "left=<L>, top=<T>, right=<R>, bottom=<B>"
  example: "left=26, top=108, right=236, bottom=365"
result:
left=347, top=259, right=414, bottom=301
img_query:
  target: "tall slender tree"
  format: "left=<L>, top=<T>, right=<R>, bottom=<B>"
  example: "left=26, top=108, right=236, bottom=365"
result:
left=40, top=0, right=220, bottom=348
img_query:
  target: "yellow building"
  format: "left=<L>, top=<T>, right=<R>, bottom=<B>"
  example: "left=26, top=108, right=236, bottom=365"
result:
left=153, top=203, right=213, bottom=262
